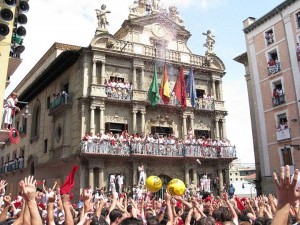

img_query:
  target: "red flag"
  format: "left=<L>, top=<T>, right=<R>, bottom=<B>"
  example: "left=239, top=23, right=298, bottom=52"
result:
left=36, top=180, right=43, bottom=186
left=60, top=166, right=79, bottom=195
left=234, top=196, right=246, bottom=211
left=173, top=66, right=187, bottom=108
left=159, top=64, right=170, bottom=104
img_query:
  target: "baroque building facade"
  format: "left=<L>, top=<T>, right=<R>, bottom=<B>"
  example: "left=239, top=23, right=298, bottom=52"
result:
left=0, top=2, right=235, bottom=199
left=235, top=0, right=300, bottom=195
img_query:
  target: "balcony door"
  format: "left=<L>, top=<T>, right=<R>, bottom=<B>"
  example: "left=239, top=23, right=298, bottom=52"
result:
left=150, top=126, right=173, bottom=136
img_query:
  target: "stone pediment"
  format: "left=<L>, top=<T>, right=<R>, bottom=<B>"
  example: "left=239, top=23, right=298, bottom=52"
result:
left=205, top=54, right=226, bottom=71
left=114, top=14, right=191, bottom=42
left=90, top=32, right=116, bottom=49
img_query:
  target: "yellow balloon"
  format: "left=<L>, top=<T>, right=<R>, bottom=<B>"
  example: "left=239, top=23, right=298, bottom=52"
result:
left=146, top=176, right=162, bottom=192
left=167, top=178, right=186, bottom=196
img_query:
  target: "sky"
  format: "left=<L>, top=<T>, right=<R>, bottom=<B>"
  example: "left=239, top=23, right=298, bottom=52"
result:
left=5, top=0, right=284, bottom=163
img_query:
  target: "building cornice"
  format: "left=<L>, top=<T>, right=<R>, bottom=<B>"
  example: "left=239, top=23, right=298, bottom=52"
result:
left=243, top=0, right=297, bottom=34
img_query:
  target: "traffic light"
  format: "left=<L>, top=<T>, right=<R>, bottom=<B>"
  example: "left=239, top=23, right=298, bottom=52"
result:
left=11, top=0, right=29, bottom=56
left=0, top=0, right=16, bottom=37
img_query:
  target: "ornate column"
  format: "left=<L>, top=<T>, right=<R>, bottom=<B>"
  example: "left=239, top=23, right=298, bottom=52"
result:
left=98, top=168, right=104, bottom=189
left=190, top=114, right=194, bottom=135
left=185, top=165, right=190, bottom=185
left=99, top=107, right=105, bottom=134
left=182, top=115, right=187, bottom=140
left=89, top=167, right=94, bottom=190
left=218, top=80, right=223, bottom=101
left=90, top=106, right=96, bottom=132
left=141, top=111, right=145, bottom=134
left=132, top=66, right=137, bottom=89
left=132, top=110, right=137, bottom=134
left=211, top=79, right=216, bottom=98
left=140, top=67, right=145, bottom=89
left=192, top=169, right=198, bottom=186
left=101, top=61, right=106, bottom=85
left=218, top=168, right=224, bottom=196
left=92, top=60, right=97, bottom=84
left=222, top=119, right=227, bottom=139
left=214, top=119, right=219, bottom=139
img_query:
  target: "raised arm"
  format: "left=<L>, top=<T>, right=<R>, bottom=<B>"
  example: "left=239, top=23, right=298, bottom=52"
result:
left=19, top=176, right=43, bottom=225
left=271, top=166, right=300, bottom=225
left=61, top=194, right=74, bottom=225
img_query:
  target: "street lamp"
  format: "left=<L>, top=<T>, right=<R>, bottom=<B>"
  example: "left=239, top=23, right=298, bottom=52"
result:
left=18, top=101, right=30, bottom=118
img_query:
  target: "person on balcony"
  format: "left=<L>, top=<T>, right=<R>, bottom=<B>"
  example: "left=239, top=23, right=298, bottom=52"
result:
left=60, top=90, right=68, bottom=103
left=2, top=92, right=20, bottom=130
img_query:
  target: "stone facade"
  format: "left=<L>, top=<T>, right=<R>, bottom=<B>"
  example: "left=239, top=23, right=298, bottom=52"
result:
left=0, top=4, right=234, bottom=199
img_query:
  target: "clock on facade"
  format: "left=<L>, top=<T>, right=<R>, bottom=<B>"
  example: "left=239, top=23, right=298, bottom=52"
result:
left=152, top=23, right=166, bottom=38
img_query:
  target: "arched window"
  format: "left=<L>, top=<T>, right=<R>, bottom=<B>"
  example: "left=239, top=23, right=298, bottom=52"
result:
left=31, top=100, right=41, bottom=139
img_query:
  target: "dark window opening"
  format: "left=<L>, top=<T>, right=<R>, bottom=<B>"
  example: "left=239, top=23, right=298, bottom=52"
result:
left=150, top=126, right=173, bottom=136
left=109, top=76, right=124, bottom=83
left=296, top=12, right=300, bottom=28
left=105, top=123, right=127, bottom=134
left=194, top=130, right=210, bottom=139
left=196, top=89, right=205, bottom=98
left=281, top=148, right=293, bottom=166
left=44, top=139, right=48, bottom=153
left=46, top=96, right=51, bottom=109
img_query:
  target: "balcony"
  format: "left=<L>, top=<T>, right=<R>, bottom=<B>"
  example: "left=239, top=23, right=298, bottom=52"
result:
left=195, top=98, right=214, bottom=111
left=106, top=86, right=132, bottom=101
left=80, top=141, right=236, bottom=158
left=272, top=94, right=285, bottom=107
left=0, top=158, right=24, bottom=174
left=49, top=95, right=71, bottom=116
left=276, top=128, right=291, bottom=141
left=268, top=62, right=281, bottom=75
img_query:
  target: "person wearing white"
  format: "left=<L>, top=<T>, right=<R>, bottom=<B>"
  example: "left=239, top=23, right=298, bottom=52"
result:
left=109, top=174, right=116, bottom=193
left=2, top=92, right=20, bottom=129
left=117, top=173, right=124, bottom=193
left=138, top=164, right=145, bottom=185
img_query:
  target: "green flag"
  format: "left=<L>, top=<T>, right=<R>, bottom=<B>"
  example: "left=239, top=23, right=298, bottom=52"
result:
left=147, top=64, right=160, bottom=106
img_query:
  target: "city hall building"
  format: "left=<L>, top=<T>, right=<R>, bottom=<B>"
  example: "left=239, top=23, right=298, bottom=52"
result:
left=0, top=2, right=235, bottom=198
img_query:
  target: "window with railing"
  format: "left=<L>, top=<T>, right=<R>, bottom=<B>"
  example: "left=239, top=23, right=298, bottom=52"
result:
left=105, top=79, right=132, bottom=101
left=265, top=29, right=274, bottom=46
left=272, top=82, right=285, bottom=107
left=267, top=51, right=281, bottom=75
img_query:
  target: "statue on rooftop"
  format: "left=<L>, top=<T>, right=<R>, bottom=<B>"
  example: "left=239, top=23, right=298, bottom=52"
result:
left=151, top=0, right=160, bottom=14
left=129, top=0, right=139, bottom=14
left=96, top=4, right=111, bottom=30
left=168, top=6, right=184, bottom=27
left=203, top=30, right=215, bottom=54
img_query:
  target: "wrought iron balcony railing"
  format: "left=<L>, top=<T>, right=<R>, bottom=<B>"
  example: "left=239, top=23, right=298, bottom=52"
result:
left=268, top=62, right=281, bottom=75
left=50, top=94, right=70, bottom=109
left=80, top=141, right=236, bottom=158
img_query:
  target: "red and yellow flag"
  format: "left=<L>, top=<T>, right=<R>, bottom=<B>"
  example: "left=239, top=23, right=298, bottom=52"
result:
left=159, top=64, right=170, bottom=104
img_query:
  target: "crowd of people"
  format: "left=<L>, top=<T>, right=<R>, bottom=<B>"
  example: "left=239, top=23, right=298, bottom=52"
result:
left=105, top=79, right=132, bottom=101
left=1, top=157, right=24, bottom=174
left=0, top=165, right=298, bottom=225
left=81, top=131, right=236, bottom=158
left=52, top=90, right=69, bottom=106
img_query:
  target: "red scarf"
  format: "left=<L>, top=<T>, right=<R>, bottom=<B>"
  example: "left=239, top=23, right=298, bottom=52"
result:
left=60, top=166, right=79, bottom=195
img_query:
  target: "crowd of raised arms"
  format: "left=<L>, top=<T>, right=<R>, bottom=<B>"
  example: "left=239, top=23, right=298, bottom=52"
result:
left=0, top=165, right=298, bottom=225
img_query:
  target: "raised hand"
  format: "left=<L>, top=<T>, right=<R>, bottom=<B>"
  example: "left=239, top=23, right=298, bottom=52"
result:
left=19, top=176, right=37, bottom=203
left=273, top=165, right=300, bottom=209
left=0, top=180, right=7, bottom=195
